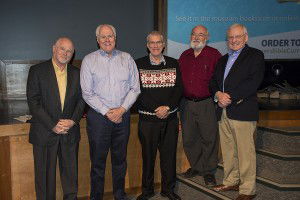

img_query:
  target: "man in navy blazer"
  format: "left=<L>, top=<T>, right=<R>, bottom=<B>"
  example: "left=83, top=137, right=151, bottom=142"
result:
left=210, top=24, right=265, bottom=200
left=27, top=37, right=85, bottom=200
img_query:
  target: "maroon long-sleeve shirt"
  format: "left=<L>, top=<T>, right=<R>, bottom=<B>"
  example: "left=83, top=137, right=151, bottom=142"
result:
left=179, top=46, right=221, bottom=99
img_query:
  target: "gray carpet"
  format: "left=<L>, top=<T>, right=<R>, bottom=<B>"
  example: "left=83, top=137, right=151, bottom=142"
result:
left=178, top=168, right=300, bottom=200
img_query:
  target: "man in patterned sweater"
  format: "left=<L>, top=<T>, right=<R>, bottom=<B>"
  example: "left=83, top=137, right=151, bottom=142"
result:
left=135, top=31, right=183, bottom=200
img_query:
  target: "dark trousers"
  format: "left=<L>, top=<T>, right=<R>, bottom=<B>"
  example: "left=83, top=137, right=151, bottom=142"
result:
left=180, top=98, right=218, bottom=174
left=33, top=138, right=79, bottom=200
left=138, top=117, right=179, bottom=195
left=87, top=108, right=130, bottom=200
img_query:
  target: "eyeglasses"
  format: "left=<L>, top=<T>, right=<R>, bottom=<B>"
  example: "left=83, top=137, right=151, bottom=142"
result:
left=227, top=34, right=246, bottom=41
left=97, top=35, right=115, bottom=41
left=58, top=47, right=73, bottom=54
left=148, top=41, right=164, bottom=46
left=191, top=33, right=207, bottom=38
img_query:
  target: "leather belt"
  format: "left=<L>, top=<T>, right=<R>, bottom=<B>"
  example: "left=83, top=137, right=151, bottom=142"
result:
left=185, top=96, right=211, bottom=102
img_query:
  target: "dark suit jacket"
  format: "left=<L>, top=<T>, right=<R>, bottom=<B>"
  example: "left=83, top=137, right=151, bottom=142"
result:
left=26, top=60, right=85, bottom=145
left=209, top=45, right=265, bottom=121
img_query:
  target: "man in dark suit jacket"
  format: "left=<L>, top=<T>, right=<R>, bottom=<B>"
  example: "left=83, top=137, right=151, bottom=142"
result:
left=210, top=24, right=265, bottom=200
left=26, top=37, right=85, bottom=200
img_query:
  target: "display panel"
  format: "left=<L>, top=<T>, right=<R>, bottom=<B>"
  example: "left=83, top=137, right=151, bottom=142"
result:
left=167, top=0, right=300, bottom=59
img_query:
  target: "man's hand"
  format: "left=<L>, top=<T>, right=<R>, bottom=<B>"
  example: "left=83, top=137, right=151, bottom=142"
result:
left=106, top=107, right=126, bottom=123
left=52, top=123, right=68, bottom=134
left=52, top=119, right=75, bottom=134
left=216, top=91, right=232, bottom=108
left=155, top=106, right=170, bottom=119
left=59, top=119, right=75, bottom=130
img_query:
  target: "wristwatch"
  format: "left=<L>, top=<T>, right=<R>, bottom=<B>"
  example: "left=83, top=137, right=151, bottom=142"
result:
left=214, top=94, right=218, bottom=103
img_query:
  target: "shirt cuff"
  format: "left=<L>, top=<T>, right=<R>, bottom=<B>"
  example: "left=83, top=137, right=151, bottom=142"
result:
left=99, top=106, right=110, bottom=116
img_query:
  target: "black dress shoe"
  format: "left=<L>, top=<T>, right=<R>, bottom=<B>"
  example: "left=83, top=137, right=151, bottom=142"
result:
left=182, top=168, right=198, bottom=178
left=136, top=192, right=155, bottom=200
left=160, top=192, right=181, bottom=200
left=203, top=174, right=216, bottom=186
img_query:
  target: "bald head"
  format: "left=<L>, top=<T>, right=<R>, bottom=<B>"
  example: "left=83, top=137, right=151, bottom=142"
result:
left=190, top=25, right=209, bottom=51
left=54, top=37, right=74, bottom=49
left=191, top=25, right=209, bottom=36
left=52, top=37, right=74, bottom=68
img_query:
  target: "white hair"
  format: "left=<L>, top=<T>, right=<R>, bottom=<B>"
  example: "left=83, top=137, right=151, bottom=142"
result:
left=95, top=24, right=117, bottom=37
left=227, top=23, right=248, bottom=35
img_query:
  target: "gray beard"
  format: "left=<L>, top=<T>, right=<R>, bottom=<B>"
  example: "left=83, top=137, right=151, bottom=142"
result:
left=191, top=40, right=206, bottom=50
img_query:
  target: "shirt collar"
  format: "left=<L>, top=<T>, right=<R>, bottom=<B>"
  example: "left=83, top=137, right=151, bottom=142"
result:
left=99, top=49, right=118, bottom=57
left=228, top=46, right=244, bottom=56
left=149, top=54, right=166, bottom=65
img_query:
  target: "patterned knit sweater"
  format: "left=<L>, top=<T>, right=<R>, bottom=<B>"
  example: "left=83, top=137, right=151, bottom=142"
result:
left=135, top=55, right=183, bottom=121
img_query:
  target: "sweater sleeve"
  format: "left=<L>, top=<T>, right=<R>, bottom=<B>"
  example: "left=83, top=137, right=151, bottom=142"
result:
left=167, top=60, right=183, bottom=110
left=135, top=58, right=161, bottom=112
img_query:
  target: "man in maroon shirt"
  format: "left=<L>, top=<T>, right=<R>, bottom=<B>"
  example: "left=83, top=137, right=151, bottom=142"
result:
left=179, top=25, right=221, bottom=186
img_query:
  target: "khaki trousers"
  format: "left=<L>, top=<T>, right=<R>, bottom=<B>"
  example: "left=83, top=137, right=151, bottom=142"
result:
left=218, top=109, right=256, bottom=195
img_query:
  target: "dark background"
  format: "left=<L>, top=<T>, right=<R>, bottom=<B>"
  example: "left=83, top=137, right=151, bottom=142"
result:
left=0, top=0, right=154, bottom=60
left=261, top=60, right=300, bottom=89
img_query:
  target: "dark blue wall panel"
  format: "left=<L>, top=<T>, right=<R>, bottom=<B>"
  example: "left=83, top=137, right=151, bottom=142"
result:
left=0, top=0, right=154, bottom=59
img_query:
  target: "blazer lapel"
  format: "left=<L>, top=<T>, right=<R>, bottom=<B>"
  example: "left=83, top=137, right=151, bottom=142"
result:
left=48, top=61, right=62, bottom=112
left=63, top=65, right=72, bottom=112
left=225, top=45, right=249, bottom=79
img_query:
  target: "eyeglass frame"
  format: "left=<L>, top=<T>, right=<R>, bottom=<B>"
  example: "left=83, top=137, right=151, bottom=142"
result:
left=147, top=41, right=164, bottom=46
left=97, top=34, right=115, bottom=41
left=227, top=33, right=247, bottom=41
left=191, top=32, right=208, bottom=38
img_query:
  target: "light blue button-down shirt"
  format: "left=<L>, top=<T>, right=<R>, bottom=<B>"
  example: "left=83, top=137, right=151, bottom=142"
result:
left=80, top=49, right=140, bottom=115
left=223, top=47, right=243, bottom=91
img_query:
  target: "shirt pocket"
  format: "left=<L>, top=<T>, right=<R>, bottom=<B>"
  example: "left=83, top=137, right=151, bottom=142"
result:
left=115, top=65, right=130, bottom=81
left=91, top=68, right=108, bottom=91
left=200, top=62, right=213, bottom=81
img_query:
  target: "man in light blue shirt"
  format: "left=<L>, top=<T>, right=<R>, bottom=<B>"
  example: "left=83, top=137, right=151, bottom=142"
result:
left=80, top=24, right=140, bottom=200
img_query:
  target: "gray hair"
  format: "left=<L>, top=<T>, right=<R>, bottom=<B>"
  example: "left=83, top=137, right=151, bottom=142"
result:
left=146, top=31, right=164, bottom=43
left=95, top=24, right=117, bottom=37
left=227, top=23, right=248, bottom=35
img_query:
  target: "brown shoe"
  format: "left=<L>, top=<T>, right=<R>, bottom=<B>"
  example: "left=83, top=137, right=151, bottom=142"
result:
left=235, top=194, right=256, bottom=200
left=213, top=184, right=239, bottom=192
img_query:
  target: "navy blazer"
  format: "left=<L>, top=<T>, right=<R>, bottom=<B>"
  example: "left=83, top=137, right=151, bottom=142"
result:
left=209, top=45, right=265, bottom=121
left=26, top=60, right=85, bottom=145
